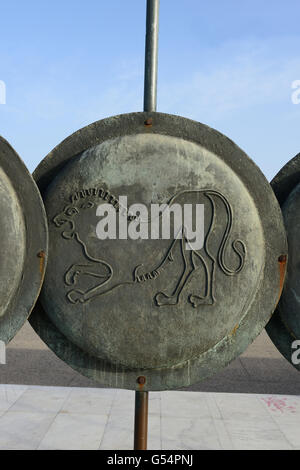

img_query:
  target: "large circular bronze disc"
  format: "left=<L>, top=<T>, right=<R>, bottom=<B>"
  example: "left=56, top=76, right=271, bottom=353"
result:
left=0, top=136, right=48, bottom=344
left=266, top=152, right=300, bottom=369
left=30, top=112, right=287, bottom=390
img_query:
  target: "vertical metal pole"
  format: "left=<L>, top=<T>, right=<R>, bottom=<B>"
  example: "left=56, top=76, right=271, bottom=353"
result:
left=143, top=0, right=160, bottom=112
left=133, top=0, right=160, bottom=451
left=134, top=386, right=149, bottom=450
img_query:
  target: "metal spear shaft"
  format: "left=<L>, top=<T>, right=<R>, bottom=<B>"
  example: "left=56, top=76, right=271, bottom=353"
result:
left=133, top=0, right=160, bottom=451
left=143, top=0, right=160, bottom=112
left=134, top=384, right=149, bottom=450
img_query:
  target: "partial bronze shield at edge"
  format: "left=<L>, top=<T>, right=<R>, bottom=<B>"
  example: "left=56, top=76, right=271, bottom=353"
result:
left=0, top=136, right=48, bottom=344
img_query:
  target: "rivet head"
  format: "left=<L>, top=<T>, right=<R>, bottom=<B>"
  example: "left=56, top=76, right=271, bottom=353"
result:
left=278, top=255, right=287, bottom=262
left=144, top=118, right=153, bottom=127
left=137, top=376, right=146, bottom=385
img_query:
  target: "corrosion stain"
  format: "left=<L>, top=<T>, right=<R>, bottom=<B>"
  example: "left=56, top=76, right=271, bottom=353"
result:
left=230, top=323, right=239, bottom=337
left=37, top=250, right=46, bottom=275
left=277, top=254, right=287, bottom=305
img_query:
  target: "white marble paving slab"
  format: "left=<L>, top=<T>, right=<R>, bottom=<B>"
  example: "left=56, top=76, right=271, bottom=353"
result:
left=99, top=410, right=161, bottom=450
left=110, top=389, right=133, bottom=413
left=161, top=417, right=222, bottom=450
left=61, top=388, right=115, bottom=415
left=0, top=411, right=56, bottom=449
left=9, top=386, right=70, bottom=414
left=0, top=384, right=28, bottom=412
left=99, top=411, right=135, bottom=450
left=161, top=391, right=211, bottom=419
left=214, top=392, right=273, bottom=422
left=223, top=419, right=292, bottom=450
left=38, top=412, right=109, bottom=450
left=205, top=394, right=233, bottom=449
left=275, top=422, right=300, bottom=448
left=0, top=385, right=298, bottom=450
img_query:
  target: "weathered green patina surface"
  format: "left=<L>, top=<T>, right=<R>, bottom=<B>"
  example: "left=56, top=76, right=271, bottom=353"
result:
left=0, top=136, right=48, bottom=344
left=30, top=112, right=287, bottom=390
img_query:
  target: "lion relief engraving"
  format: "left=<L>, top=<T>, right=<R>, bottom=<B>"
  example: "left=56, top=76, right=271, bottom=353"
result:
left=52, top=187, right=246, bottom=308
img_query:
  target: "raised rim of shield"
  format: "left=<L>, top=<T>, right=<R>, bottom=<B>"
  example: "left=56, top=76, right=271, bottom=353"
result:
left=29, top=112, right=287, bottom=390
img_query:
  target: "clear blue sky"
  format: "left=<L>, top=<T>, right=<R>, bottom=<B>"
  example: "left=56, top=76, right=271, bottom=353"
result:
left=1, top=0, right=300, bottom=179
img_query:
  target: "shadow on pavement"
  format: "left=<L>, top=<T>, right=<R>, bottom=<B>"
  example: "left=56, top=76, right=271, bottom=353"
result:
left=1, top=347, right=300, bottom=395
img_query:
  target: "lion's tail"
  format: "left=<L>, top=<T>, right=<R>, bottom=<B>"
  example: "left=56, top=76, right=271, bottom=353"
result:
left=206, top=191, right=246, bottom=276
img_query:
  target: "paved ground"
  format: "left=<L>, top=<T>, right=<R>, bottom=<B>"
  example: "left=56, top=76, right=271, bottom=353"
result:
left=0, top=384, right=299, bottom=450
left=1, top=321, right=300, bottom=394
left=1, top=323, right=299, bottom=450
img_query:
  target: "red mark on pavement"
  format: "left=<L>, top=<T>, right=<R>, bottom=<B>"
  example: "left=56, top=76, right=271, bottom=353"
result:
left=261, top=396, right=297, bottom=414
